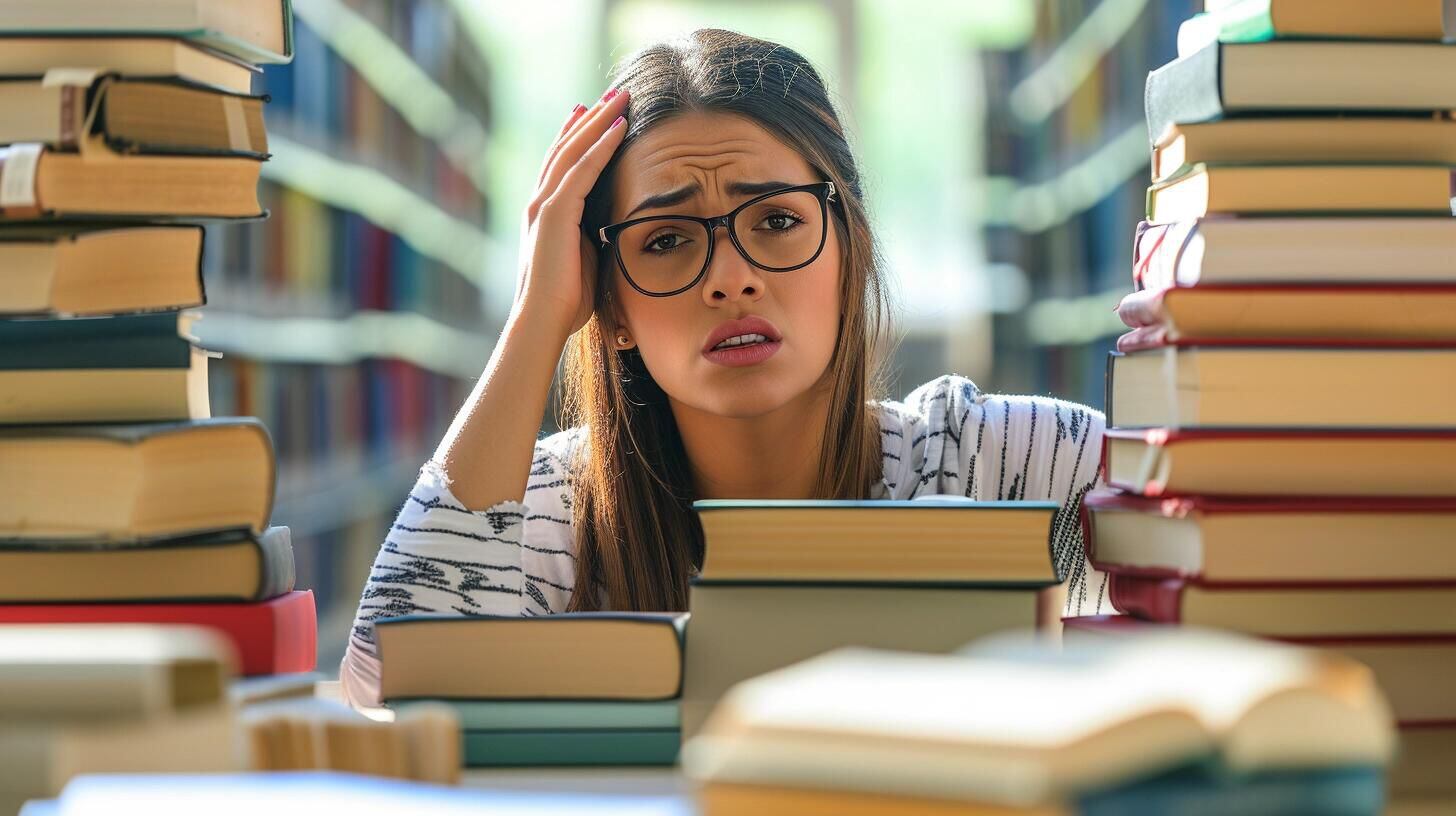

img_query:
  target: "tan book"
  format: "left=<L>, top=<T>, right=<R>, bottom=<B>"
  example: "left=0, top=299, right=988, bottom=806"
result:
left=695, top=498, right=1060, bottom=584
left=0, top=418, right=275, bottom=541
left=1107, top=347, right=1456, bottom=429
left=375, top=613, right=687, bottom=702
left=242, top=697, right=459, bottom=784
left=1147, top=164, right=1454, bottom=222
left=0, top=225, right=204, bottom=316
left=1392, top=726, right=1456, bottom=797
left=0, top=145, right=263, bottom=220
left=1151, top=286, right=1456, bottom=344
left=0, top=38, right=255, bottom=94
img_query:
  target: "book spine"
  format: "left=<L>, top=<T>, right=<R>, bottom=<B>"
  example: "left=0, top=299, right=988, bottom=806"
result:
left=0, top=143, right=44, bottom=219
left=461, top=729, right=680, bottom=767
left=1144, top=42, right=1226, bottom=147
left=1107, top=571, right=1185, bottom=622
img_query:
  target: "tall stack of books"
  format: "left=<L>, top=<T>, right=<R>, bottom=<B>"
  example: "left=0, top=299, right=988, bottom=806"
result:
left=377, top=613, right=687, bottom=767
left=0, top=1, right=316, bottom=677
left=683, top=628, right=1397, bottom=814
left=681, top=497, right=1068, bottom=737
left=1079, top=0, right=1456, bottom=808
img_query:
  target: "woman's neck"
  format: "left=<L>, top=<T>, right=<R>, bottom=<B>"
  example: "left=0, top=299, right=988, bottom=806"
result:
left=671, top=386, right=831, bottom=500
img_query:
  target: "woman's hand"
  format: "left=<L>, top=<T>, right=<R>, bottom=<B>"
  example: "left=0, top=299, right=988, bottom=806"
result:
left=1113, top=287, right=1169, bottom=353
left=512, top=88, right=631, bottom=341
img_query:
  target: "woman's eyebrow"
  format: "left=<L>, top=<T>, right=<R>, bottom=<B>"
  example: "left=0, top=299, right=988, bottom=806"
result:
left=626, top=179, right=798, bottom=218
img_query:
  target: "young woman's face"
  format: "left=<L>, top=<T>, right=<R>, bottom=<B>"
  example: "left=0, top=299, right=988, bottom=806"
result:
left=607, top=110, right=843, bottom=418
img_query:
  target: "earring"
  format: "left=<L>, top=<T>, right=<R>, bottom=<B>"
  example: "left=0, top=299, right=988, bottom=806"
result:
left=616, top=334, right=631, bottom=347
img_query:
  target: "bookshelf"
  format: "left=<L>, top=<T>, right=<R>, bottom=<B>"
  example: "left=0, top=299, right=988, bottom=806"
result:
left=202, top=0, right=494, bottom=671
left=979, top=0, right=1197, bottom=406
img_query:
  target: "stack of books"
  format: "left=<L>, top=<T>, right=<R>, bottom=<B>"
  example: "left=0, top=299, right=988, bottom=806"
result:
left=683, top=627, right=1396, bottom=814
left=1083, top=0, right=1456, bottom=807
left=0, top=1, right=316, bottom=676
left=376, top=613, right=687, bottom=767
left=0, top=625, right=243, bottom=812
left=681, top=497, right=1068, bottom=737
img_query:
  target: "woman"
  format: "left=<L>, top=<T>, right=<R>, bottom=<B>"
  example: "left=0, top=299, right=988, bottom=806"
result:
left=342, top=29, right=1113, bottom=707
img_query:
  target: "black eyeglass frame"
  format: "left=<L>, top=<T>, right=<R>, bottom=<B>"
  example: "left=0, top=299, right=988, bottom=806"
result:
left=596, top=180, right=839, bottom=298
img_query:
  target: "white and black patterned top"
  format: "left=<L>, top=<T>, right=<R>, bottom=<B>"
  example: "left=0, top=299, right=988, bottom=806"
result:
left=340, top=374, right=1112, bottom=706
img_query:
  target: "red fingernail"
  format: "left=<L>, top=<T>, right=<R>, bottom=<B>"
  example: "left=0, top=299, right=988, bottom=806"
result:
left=601, top=88, right=618, bottom=102
left=610, top=115, right=625, bottom=129
left=572, top=103, right=586, bottom=115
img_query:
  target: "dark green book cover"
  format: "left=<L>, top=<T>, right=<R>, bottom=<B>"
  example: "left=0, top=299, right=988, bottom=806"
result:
left=462, top=729, right=680, bottom=767
left=0, top=311, right=194, bottom=370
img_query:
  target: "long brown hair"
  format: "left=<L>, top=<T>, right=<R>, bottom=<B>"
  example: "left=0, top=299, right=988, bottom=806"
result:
left=559, top=29, right=895, bottom=611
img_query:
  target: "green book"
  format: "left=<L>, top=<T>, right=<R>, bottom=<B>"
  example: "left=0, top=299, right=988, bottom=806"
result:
left=0, top=311, right=194, bottom=371
left=393, top=699, right=680, bottom=732
left=462, top=729, right=680, bottom=767
left=0, top=0, right=295, bottom=65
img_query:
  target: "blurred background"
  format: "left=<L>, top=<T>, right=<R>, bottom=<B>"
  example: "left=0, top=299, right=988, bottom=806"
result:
left=197, top=0, right=1195, bottom=672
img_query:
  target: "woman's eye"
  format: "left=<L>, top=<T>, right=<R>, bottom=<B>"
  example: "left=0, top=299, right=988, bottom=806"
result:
left=760, top=211, right=804, bottom=231
left=645, top=233, right=688, bottom=253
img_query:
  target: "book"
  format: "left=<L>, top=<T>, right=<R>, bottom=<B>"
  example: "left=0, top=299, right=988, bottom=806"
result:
left=1145, top=164, right=1455, bottom=222
left=1151, top=117, right=1456, bottom=184
left=0, top=144, right=264, bottom=220
left=0, top=310, right=208, bottom=424
left=0, top=591, right=317, bottom=676
left=0, top=38, right=255, bottom=94
left=1103, top=428, right=1456, bottom=498
left=1144, top=41, right=1456, bottom=146
left=462, top=729, right=679, bottom=767
left=0, top=76, right=268, bottom=157
left=0, top=525, right=294, bottom=603
left=1133, top=218, right=1456, bottom=289
left=1108, top=574, right=1456, bottom=637
left=1392, top=725, right=1456, bottom=797
left=1084, top=492, right=1456, bottom=584
left=0, top=0, right=295, bottom=64
left=390, top=699, right=681, bottom=732
left=242, top=697, right=459, bottom=783
left=694, top=498, right=1061, bottom=584
left=0, top=624, right=230, bottom=722
left=683, top=630, right=1394, bottom=811
left=1063, top=617, right=1456, bottom=724
left=682, top=583, right=1050, bottom=739
left=0, top=418, right=275, bottom=541
left=1180, top=0, right=1447, bottom=48
left=375, top=613, right=688, bottom=702
left=1106, top=346, right=1456, bottom=429
left=1125, top=285, right=1456, bottom=344
left=0, top=225, right=205, bottom=316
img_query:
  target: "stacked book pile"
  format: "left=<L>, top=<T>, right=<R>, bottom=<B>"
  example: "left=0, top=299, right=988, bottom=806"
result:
left=1080, top=0, right=1456, bottom=807
left=377, top=613, right=687, bottom=767
left=0, top=0, right=317, bottom=733
left=681, top=497, right=1068, bottom=736
left=683, top=627, right=1397, bottom=814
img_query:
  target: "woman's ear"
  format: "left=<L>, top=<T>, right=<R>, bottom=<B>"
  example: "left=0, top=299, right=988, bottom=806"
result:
left=606, top=289, right=637, bottom=351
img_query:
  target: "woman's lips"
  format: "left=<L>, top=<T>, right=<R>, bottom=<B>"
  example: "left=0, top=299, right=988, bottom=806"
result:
left=702, top=339, right=782, bottom=367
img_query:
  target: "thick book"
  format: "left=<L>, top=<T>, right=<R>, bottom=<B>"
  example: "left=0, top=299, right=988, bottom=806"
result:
left=1085, top=491, right=1456, bottom=584
left=1145, top=164, right=1454, bottom=222
left=0, top=0, right=294, bottom=64
left=0, top=75, right=267, bottom=157
left=694, top=498, right=1061, bottom=584
left=682, top=583, right=1050, bottom=739
left=0, top=144, right=264, bottom=221
left=0, top=418, right=275, bottom=541
left=1064, top=617, right=1456, bottom=725
left=462, top=729, right=680, bottom=767
left=0, top=525, right=294, bottom=603
left=1181, top=0, right=1447, bottom=47
left=1106, top=346, right=1456, bottom=429
left=1133, top=218, right=1456, bottom=289
left=391, top=699, right=681, bottom=732
left=683, top=631, right=1393, bottom=811
left=0, top=591, right=317, bottom=676
left=375, top=613, right=688, bottom=702
left=243, top=698, right=459, bottom=784
left=0, top=320, right=210, bottom=423
left=0, top=624, right=231, bottom=722
left=1151, top=117, right=1456, bottom=184
left=1145, top=40, right=1456, bottom=146
left=1102, top=427, right=1456, bottom=498
left=0, top=225, right=205, bottom=316
left=0, top=38, right=256, bottom=94
left=1108, top=574, right=1456, bottom=637
left=1124, top=285, right=1456, bottom=345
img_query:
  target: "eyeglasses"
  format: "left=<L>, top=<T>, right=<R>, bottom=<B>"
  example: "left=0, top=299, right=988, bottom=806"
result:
left=597, top=180, right=838, bottom=297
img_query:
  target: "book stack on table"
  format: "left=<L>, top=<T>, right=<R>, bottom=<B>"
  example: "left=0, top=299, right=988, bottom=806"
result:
left=1080, top=0, right=1456, bottom=809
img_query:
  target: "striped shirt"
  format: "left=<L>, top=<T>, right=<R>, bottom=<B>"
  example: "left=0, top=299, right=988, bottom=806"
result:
left=340, top=374, right=1112, bottom=706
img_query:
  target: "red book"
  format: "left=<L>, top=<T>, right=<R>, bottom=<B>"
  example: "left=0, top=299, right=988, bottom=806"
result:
left=1106, top=571, right=1456, bottom=638
left=1083, top=490, right=1456, bottom=584
left=1101, top=427, right=1456, bottom=498
left=0, top=590, right=316, bottom=676
left=1064, top=615, right=1456, bottom=727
